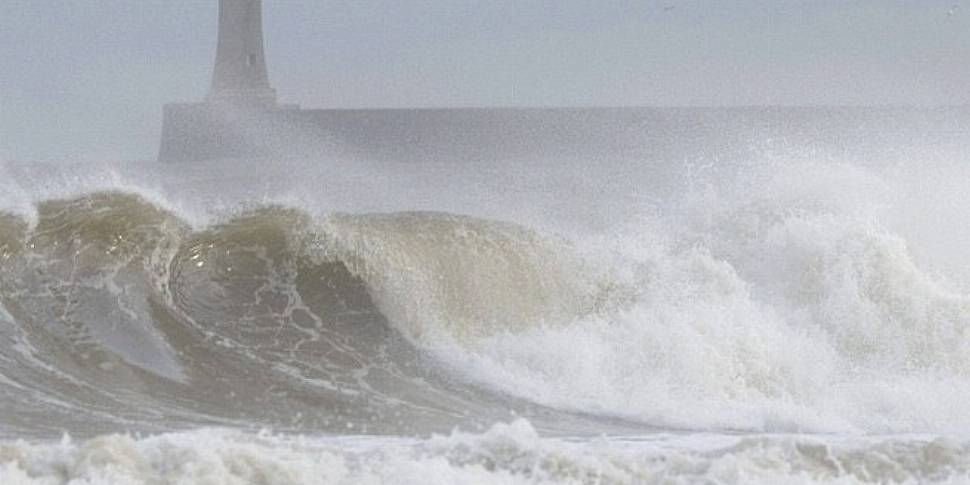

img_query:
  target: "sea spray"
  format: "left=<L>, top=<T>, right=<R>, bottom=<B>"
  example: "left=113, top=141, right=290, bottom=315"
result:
left=3, top=122, right=970, bottom=482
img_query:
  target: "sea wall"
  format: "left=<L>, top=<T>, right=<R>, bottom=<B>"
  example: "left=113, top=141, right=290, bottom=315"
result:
left=158, top=104, right=970, bottom=163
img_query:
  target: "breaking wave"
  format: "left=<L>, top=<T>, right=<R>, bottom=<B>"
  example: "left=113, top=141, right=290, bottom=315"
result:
left=2, top=159, right=970, bottom=444
left=0, top=192, right=608, bottom=438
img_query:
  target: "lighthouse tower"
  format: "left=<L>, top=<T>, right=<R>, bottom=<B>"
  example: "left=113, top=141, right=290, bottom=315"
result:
left=207, top=0, right=277, bottom=109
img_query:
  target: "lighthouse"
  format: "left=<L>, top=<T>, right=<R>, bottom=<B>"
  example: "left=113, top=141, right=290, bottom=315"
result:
left=158, top=0, right=653, bottom=164
left=207, top=0, right=277, bottom=109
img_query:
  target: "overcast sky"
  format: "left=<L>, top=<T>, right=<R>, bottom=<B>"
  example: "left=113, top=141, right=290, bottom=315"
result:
left=2, top=0, right=970, bottom=161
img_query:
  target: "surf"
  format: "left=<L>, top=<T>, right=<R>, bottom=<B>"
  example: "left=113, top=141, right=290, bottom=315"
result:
left=1, top=154, right=970, bottom=442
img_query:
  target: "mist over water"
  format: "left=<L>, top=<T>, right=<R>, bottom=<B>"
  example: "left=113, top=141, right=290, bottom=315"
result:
left=3, top=109, right=970, bottom=483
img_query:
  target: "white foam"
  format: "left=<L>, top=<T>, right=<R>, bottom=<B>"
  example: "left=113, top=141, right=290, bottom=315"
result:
left=2, top=421, right=969, bottom=485
left=423, top=160, right=970, bottom=434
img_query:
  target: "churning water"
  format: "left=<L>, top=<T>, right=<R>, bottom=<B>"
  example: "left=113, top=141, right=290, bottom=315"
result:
left=3, top=108, right=970, bottom=483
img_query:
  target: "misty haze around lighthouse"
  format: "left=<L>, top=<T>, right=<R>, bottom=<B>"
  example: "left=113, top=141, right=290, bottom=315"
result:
left=3, top=1, right=970, bottom=483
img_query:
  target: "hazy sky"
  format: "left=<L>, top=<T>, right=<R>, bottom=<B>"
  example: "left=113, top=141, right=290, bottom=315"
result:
left=2, top=0, right=970, bottom=161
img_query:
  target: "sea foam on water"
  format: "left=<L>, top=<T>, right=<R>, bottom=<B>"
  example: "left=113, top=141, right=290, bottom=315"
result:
left=3, top=421, right=970, bottom=484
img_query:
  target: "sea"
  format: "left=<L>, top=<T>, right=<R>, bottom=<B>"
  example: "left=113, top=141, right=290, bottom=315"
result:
left=2, top=107, right=970, bottom=484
